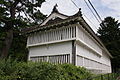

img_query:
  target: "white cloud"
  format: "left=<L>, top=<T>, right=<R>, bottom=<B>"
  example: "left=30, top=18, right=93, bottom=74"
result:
left=101, top=0, right=120, bottom=13
left=100, top=0, right=120, bottom=22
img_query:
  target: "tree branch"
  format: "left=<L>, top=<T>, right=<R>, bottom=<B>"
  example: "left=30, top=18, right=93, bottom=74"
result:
left=10, top=0, right=21, bottom=18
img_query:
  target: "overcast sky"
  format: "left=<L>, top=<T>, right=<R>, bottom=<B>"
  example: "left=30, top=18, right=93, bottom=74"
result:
left=40, top=0, right=120, bottom=32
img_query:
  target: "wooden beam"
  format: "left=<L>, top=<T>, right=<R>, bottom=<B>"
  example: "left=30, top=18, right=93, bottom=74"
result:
left=72, top=40, right=76, bottom=65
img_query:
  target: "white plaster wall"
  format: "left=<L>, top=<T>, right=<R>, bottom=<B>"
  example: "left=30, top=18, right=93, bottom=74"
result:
left=77, top=25, right=102, bottom=56
left=76, top=25, right=111, bottom=73
left=76, top=43, right=111, bottom=73
left=28, top=41, right=72, bottom=61
left=76, top=43, right=101, bottom=63
left=101, top=51, right=111, bottom=66
left=100, top=51, right=111, bottom=72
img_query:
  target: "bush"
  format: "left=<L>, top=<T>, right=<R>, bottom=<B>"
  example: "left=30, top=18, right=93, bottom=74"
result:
left=91, top=73, right=120, bottom=80
left=60, top=64, right=92, bottom=80
left=0, top=59, right=92, bottom=80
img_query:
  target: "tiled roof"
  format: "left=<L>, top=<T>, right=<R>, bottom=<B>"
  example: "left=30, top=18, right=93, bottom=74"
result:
left=22, top=9, right=82, bottom=34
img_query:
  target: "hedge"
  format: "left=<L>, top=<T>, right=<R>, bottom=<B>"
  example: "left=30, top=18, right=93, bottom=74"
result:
left=0, top=59, right=92, bottom=80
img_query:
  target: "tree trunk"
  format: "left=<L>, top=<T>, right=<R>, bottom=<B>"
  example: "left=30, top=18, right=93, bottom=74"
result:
left=0, top=0, right=20, bottom=58
left=1, top=29, right=13, bottom=58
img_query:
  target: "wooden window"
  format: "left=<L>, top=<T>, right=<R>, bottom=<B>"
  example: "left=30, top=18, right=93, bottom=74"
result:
left=30, top=54, right=70, bottom=64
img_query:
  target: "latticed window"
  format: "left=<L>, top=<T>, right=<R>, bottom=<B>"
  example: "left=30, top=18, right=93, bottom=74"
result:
left=27, top=26, right=76, bottom=45
left=30, top=54, right=70, bottom=64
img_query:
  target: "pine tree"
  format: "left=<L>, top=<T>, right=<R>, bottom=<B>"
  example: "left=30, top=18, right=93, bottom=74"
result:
left=0, top=0, right=46, bottom=59
left=97, top=17, right=120, bottom=72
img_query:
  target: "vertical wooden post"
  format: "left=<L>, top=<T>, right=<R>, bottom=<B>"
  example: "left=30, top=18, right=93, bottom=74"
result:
left=71, top=25, right=78, bottom=65
left=72, top=40, right=76, bottom=65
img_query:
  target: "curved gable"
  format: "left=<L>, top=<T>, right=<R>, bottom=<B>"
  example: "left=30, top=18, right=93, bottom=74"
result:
left=41, top=12, right=68, bottom=26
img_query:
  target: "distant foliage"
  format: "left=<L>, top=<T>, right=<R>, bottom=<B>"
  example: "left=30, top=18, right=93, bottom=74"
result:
left=0, top=59, right=92, bottom=80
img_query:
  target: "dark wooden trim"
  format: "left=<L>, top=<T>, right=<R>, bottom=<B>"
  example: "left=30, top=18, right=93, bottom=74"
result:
left=72, top=40, right=76, bottom=65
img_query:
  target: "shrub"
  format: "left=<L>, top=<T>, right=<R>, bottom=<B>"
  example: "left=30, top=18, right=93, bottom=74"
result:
left=0, top=59, right=92, bottom=80
left=59, top=64, right=92, bottom=80
left=90, top=73, right=120, bottom=80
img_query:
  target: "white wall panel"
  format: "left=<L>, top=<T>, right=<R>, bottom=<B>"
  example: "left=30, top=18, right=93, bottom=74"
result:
left=101, top=51, right=111, bottom=66
left=28, top=41, right=72, bottom=61
left=76, top=43, right=111, bottom=73
left=77, top=26, right=102, bottom=56
left=77, top=55, right=83, bottom=66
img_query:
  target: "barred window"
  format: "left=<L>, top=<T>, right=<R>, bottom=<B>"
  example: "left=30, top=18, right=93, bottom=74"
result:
left=30, top=54, right=70, bottom=64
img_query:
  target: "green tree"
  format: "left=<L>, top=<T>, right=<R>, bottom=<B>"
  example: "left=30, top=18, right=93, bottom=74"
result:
left=0, top=0, right=46, bottom=59
left=97, top=17, right=120, bottom=72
